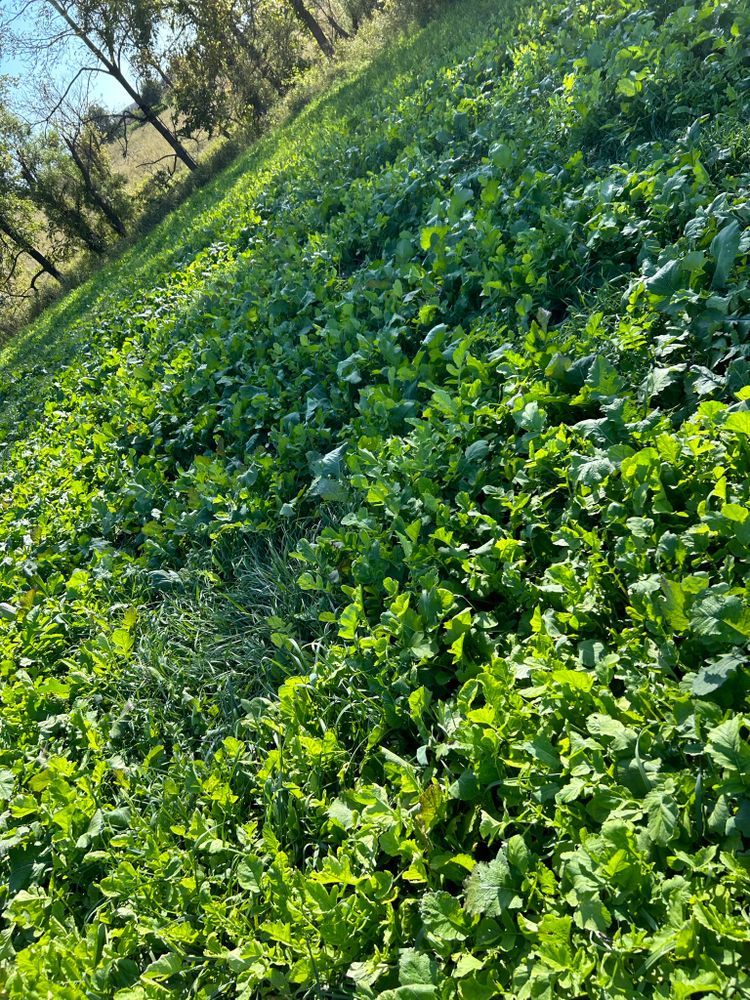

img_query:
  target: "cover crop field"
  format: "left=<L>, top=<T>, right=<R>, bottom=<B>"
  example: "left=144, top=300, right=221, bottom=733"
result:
left=0, top=0, right=749, bottom=996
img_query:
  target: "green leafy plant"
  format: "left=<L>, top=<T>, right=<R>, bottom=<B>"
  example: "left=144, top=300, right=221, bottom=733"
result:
left=0, top=0, right=750, bottom=996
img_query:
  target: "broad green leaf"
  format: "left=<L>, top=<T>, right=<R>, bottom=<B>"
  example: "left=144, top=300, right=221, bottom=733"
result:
left=641, top=366, right=682, bottom=400
left=111, top=628, right=133, bottom=656
left=465, top=439, right=490, bottom=463
left=575, top=897, right=611, bottom=933
left=556, top=778, right=586, bottom=804
left=420, top=225, right=449, bottom=250
left=142, top=952, right=183, bottom=980
left=0, top=770, right=14, bottom=800
left=725, top=411, right=750, bottom=436
left=689, top=587, right=750, bottom=647
left=464, top=851, right=515, bottom=916
left=310, top=476, right=348, bottom=501
left=489, top=142, right=513, bottom=169
left=479, top=811, right=503, bottom=844
left=692, top=654, right=745, bottom=697
left=711, top=220, right=741, bottom=289
left=422, top=323, right=448, bottom=347
left=672, top=971, right=725, bottom=999
left=584, top=355, right=622, bottom=398
left=660, top=579, right=689, bottom=631
left=454, top=953, right=485, bottom=978
left=706, top=717, right=750, bottom=772
left=75, top=809, right=104, bottom=849
left=721, top=503, right=749, bottom=524
left=571, top=456, right=614, bottom=487
left=328, top=798, right=356, bottom=829
left=707, top=795, right=731, bottom=836
left=236, top=858, right=263, bottom=892
left=399, top=949, right=438, bottom=987
left=378, top=989, right=436, bottom=1000
left=419, top=891, right=468, bottom=945
left=617, top=75, right=639, bottom=98
left=311, top=444, right=347, bottom=479
left=338, top=604, right=360, bottom=640
left=524, top=735, right=560, bottom=768
left=644, top=787, right=678, bottom=846
left=645, top=259, right=682, bottom=297
left=506, top=834, right=531, bottom=874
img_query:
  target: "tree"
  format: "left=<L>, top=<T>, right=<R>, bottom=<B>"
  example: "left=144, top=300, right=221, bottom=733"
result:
left=338, top=0, right=383, bottom=31
left=285, top=0, right=335, bottom=58
left=165, top=0, right=301, bottom=136
left=6, top=0, right=199, bottom=171
left=0, top=74, right=131, bottom=311
left=16, top=128, right=112, bottom=255
left=318, top=3, right=352, bottom=41
left=0, top=204, right=63, bottom=286
left=60, top=115, right=129, bottom=237
left=34, top=73, right=131, bottom=239
left=0, top=88, right=64, bottom=287
left=4, top=60, right=132, bottom=253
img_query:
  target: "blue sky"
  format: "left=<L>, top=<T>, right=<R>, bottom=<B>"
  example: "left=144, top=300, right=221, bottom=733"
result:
left=1, top=4, right=133, bottom=112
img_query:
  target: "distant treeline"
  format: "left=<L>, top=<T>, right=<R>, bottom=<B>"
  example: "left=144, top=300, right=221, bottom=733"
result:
left=0, top=0, right=440, bottom=333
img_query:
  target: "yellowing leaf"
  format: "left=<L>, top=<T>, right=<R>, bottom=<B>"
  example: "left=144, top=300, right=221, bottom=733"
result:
left=725, top=411, right=750, bottom=436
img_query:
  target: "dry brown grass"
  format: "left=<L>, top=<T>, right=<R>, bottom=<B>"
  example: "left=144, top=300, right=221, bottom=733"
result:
left=106, top=115, right=220, bottom=194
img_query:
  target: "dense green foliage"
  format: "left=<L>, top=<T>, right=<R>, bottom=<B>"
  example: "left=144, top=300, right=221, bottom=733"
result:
left=1, top=0, right=750, bottom=995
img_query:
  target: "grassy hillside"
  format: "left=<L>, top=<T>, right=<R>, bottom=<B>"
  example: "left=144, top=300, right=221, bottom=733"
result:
left=1, top=0, right=750, bottom=996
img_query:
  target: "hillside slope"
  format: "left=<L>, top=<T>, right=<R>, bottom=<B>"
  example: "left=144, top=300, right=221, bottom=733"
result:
left=1, top=0, right=750, bottom=996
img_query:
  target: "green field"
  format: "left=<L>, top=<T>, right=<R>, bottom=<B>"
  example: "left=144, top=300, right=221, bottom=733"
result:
left=1, top=0, right=750, bottom=996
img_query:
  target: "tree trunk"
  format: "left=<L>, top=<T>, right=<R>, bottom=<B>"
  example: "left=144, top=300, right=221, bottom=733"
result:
left=286, top=0, right=335, bottom=58
left=323, top=9, right=351, bottom=40
left=64, top=135, right=127, bottom=237
left=45, top=0, right=198, bottom=171
left=0, top=215, right=63, bottom=283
